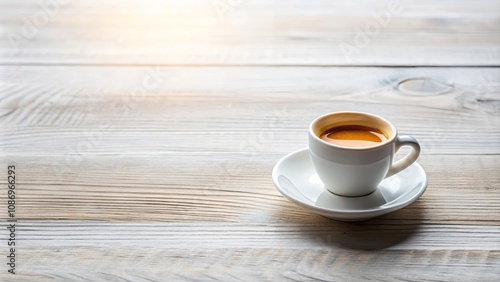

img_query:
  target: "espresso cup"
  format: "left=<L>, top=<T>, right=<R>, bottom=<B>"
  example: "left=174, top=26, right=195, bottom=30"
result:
left=309, top=112, right=420, bottom=197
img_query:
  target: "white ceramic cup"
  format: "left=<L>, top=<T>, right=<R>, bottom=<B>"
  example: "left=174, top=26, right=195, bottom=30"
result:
left=309, top=112, right=420, bottom=197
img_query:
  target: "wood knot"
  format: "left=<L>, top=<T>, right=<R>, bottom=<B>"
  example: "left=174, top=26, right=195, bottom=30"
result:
left=397, top=77, right=454, bottom=96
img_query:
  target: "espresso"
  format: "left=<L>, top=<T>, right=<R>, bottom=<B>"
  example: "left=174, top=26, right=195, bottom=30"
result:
left=320, top=125, right=388, bottom=147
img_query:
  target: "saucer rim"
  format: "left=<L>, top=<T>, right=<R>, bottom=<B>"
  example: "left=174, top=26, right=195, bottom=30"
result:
left=272, top=148, right=428, bottom=217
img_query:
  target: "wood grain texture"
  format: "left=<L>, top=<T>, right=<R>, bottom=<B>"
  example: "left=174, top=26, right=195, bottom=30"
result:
left=0, top=65, right=499, bottom=280
left=1, top=66, right=498, bottom=156
left=0, top=245, right=498, bottom=281
left=0, top=154, right=499, bottom=224
left=1, top=0, right=500, bottom=280
left=0, top=221, right=499, bottom=280
left=0, top=0, right=499, bottom=66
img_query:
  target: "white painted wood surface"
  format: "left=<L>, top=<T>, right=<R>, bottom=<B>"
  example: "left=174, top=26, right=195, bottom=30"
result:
left=0, top=0, right=499, bottom=281
left=0, top=0, right=499, bottom=66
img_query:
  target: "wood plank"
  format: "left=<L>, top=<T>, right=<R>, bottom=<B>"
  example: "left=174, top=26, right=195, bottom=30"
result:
left=1, top=66, right=499, bottom=156
left=2, top=248, right=499, bottom=281
left=0, top=222, right=498, bottom=280
left=0, top=154, right=499, bottom=224
left=0, top=0, right=499, bottom=66
left=10, top=221, right=500, bottom=250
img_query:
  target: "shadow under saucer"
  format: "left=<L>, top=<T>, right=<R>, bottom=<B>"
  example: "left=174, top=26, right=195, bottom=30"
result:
left=273, top=200, right=425, bottom=250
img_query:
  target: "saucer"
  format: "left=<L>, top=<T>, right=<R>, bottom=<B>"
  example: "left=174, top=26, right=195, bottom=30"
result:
left=272, top=148, right=427, bottom=221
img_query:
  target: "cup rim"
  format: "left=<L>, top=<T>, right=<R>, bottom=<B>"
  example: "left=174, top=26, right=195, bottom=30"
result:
left=309, top=111, right=398, bottom=151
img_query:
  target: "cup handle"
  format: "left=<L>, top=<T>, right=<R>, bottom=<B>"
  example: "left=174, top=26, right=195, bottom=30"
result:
left=385, top=135, right=421, bottom=178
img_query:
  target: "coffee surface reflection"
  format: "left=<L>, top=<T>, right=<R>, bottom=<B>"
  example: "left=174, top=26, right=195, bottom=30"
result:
left=319, top=125, right=388, bottom=147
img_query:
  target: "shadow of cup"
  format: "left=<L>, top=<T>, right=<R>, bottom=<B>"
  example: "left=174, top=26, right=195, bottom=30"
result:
left=274, top=200, right=424, bottom=250
left=315, top=206, right=423, bottom=250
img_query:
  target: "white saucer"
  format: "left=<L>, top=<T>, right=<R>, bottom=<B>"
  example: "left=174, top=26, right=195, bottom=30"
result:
left=272, top=148, right=428, bottom=221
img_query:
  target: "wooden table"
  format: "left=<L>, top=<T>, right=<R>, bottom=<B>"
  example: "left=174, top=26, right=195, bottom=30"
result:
left=1, top=0, right=499, bottom=280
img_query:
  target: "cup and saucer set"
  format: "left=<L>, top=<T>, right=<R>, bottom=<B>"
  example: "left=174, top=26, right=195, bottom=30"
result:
left=272, top=112, right=428, bottom=221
